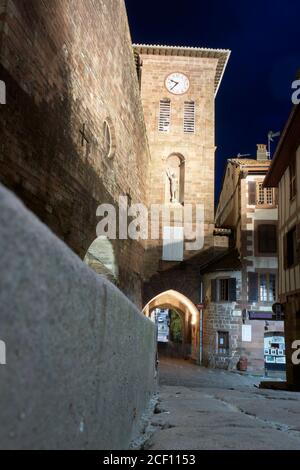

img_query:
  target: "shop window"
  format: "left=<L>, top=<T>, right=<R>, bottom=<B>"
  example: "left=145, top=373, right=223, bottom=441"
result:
left=218, top=331, right=229, bottom=355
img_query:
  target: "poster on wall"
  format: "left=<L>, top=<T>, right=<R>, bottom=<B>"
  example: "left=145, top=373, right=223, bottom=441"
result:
left=242, top=325, right=252, bottom=342
left=264, top=334, right=286, bottom=369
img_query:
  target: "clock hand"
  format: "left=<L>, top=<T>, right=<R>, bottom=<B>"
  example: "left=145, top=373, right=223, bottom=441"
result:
left=170, top=81, right=179, bottom=90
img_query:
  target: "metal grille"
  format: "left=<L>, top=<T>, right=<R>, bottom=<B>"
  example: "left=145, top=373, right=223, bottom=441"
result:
left=266, top=187, right=273, bottom=204
left=158, top=100, right=171, bottom=132
left=257, top=182, right=273, bottom=205
left=257, top=183, right=264, bottom=204
left=184, top=101, right=195, bottom=134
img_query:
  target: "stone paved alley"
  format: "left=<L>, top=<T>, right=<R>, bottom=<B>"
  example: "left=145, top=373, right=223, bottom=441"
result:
left=147, top=358, right=300, bottom=450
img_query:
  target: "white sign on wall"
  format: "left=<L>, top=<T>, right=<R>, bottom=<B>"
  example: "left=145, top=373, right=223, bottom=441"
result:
left=162, top=226, right=184, bottom=261
left=242, top=325, right=252, bottom=342
left=233, top=310, right=242, bottom=317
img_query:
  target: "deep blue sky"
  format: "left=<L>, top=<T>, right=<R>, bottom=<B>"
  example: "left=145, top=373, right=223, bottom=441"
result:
left=125, top=0, right=299, bottom=203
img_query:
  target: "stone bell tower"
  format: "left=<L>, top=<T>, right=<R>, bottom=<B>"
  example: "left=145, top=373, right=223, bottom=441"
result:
left=133, top=44, right=231, bottom=278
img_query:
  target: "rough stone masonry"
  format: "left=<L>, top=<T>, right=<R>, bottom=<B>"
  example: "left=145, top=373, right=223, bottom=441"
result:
left=0, top=183, right=157, bottom=449
left=0, top=0, right=151, bottom=306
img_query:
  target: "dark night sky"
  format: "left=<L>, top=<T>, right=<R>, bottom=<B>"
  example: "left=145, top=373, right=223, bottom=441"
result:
left=125, top=0, right=299, bottom=203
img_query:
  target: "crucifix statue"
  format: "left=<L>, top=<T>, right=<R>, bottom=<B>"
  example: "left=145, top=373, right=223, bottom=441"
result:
left=166, top=167, right=179, bottom=203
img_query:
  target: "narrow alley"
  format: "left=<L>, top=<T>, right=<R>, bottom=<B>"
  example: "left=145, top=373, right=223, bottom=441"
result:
left=147, top=358, right=300, bottom=450
left=1, top=0, right=300, bottom=455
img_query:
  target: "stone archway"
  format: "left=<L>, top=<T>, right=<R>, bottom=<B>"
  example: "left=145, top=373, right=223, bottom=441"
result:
left=84, top=236, right=118, bottom=284
left=143, top=290, right=199, bottom=361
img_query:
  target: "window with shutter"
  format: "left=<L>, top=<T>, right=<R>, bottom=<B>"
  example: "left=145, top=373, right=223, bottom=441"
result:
left=211, top=278, right=237, bottom=302
left=296, top=224, right=300, bottom=264
left=159, top=100, right=171, bottom=133
left=257, top=224, right=277, bottom=254
left=289, top=158, right=297, bottom=200
left=258, top=273, right=276, bottom=302
left=248, top=272, right=259, bottom=303
left=283, top=233, right=288, bottom=270
left=184, top=101, right=195, bottom=134
left=229, top=278, right=237, bottom=301
left=219, top=279, right=229, bottom=301
left=248, top=181, right=257, bottom=205
left=286, top=226, right=297, bottom=268
left=211, top=279, right=217, bottom=302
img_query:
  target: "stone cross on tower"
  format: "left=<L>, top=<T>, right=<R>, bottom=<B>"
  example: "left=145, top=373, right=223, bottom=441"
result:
left=79, top=123, right=92, bottom=159
left=79, top=123, right=90, bottom=147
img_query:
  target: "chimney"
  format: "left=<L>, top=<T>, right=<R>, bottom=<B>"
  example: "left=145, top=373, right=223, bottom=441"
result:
left=257, top=144, right=268, bottom=161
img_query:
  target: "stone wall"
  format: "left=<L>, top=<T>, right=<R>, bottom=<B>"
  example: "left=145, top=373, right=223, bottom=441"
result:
left=0, top=184, right=157, bottom=450
left=0, top=0, right=150, bottom=305
left=0, top=1, right=7, bottom=53
left=137, top=50, right=217, bottom=278
left=202, top=271, right=242, bottom=370
left=241, top=174, right=283, bottom=371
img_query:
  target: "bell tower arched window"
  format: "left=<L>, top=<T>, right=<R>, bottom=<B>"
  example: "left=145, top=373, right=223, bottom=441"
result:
left=184, top=101, right=195, bottom=134
left=159, top=99, right=171, bottom=133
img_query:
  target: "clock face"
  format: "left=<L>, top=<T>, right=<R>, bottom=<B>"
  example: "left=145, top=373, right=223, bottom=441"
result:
left=165, top=72, right=190, bottom=95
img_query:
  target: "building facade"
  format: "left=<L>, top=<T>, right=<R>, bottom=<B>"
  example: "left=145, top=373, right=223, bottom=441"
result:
left=264, top=104, right=300, bottom=389
left=0, top=0, right=233, bottom=364
left=202, top=146, right=284, bottom=371
left=0, top=0, right=151, bottom=306
left=135, top=44, right=231, bottom=360
left=134, top=44, right=230, bottom=277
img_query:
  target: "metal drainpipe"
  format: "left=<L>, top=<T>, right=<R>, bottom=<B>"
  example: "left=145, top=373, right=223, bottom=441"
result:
left=199, top=280, right=203, bottom=365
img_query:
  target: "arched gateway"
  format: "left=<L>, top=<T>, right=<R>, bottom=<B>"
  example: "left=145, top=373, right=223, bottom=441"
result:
left=143, top=290, right=199, bottom=361
left=84, top=236, right=118, bottom=284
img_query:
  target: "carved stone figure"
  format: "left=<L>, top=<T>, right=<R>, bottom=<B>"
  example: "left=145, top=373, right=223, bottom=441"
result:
left=166, top=168, right=178, bottom=203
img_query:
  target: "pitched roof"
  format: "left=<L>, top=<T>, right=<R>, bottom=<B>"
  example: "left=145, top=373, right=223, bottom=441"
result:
left=132, top=44, right=231, bottom=96
left=264, top=105, right=300, bottom=187
left=228, top=158, right=271, bottom=167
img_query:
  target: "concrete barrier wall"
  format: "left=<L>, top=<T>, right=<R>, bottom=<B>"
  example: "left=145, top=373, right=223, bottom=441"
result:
left=0, top=184, right=157, bottom=449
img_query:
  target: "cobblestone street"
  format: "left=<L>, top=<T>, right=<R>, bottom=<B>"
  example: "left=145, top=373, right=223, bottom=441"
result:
left=148, top=358, right=300, bottom=450
left=1, top=0, right=300, bottom=453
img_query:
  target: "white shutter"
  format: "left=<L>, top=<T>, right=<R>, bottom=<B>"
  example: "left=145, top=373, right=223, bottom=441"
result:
left=184, top=101, right=195, bottom=134
left=159, top=100, right=171, bottom=132
left=162, top=227, right=184, bottom=261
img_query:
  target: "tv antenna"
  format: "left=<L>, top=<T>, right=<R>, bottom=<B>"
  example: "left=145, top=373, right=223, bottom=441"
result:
left=237, top=153, right=251, bottom=158
left=267, top=131, right=280, bottom=159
